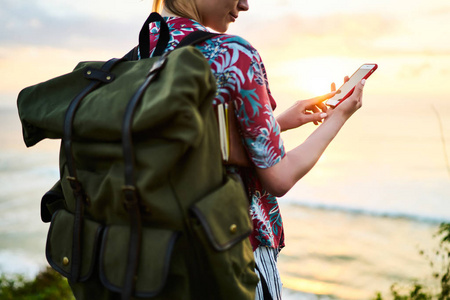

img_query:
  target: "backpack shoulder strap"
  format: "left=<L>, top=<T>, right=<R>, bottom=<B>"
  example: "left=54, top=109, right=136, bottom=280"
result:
left=123, top=46, right=139, bottom=61
left=176, top=31, right=221, bottom=49
left=123, top=12, right=170, bottom=61
left=124, top=20, right=220, bottom=61
left=140, top=12, right=170, bottom=58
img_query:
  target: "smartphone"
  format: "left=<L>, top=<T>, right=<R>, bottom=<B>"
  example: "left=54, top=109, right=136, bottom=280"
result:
left=326, top=64, right=378, bottom=107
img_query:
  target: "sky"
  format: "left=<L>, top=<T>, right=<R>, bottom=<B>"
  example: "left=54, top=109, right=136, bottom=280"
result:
left=1, top=1, right=450, bottom=296
left=1, top=0, right=449, bottom=189
left=1, top=0, right=449, bottom=104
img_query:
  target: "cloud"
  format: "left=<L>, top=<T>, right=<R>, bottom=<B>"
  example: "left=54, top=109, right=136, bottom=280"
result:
left=286, top=13, right=398, bottom=39
left=427, top=5, right=450, bottom=16
left=0, top=0, right=145, bottom=52
left=398, top=63, right=432, bottom=79
left=0, top=1, right=151, bottom=97
left=230, top=12, right=401, bottom=61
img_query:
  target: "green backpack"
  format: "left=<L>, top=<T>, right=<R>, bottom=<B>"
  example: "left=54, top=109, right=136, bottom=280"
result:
left=17, top=13, right=258, bottom=300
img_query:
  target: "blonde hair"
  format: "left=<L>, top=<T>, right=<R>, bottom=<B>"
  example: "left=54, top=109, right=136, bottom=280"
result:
left=152, top=0, right=202, bottom=23
left=152, top=0, right=163, bottom=13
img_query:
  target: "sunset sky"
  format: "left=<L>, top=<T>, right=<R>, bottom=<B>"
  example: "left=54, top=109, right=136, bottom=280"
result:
left=1, top=0, right=449, bottom=176
left=1, top=1, right=449, bottom=297
left=1, top=0, right=449, bottom=104
left=2, top=0, right=449, bottom=173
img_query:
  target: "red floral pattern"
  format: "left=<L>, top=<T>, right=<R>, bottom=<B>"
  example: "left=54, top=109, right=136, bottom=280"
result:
left=149, top=17, right=286, bottom=251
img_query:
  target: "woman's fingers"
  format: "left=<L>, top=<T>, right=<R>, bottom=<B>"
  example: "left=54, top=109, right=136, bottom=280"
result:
left=304, top=111, right=327, bottom=125
left=352, top=79, right=365, bottom=104
left=306, top=91, right=336, bottom=107
left=337, top=79, right=365, bottom=116
left=331, top=76, right=348, bottom=92
left=317, top=101, right=328, bottom=112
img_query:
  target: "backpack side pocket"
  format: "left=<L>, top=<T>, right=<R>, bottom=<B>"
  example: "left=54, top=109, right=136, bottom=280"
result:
left=190, top=175, right=259, bottom=300
left=46, top=209, right=103, bottom=282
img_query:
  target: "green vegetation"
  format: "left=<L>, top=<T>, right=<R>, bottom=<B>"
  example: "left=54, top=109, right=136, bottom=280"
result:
left=0, top=266, right=74, bottom=300
left=374, top=223, right=450, bottom=300
left=373, top=284, right=432, bottom=300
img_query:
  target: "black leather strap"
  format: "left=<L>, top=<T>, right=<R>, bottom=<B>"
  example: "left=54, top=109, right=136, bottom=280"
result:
left=63, top=78, right=99, bottom=282
left=62, top=57, right=122, bottom=282
left=121, top=189, right=142, bottom=300
left=139, top=12, right=170, bottom=59
left=120, top=54, right=169, bottom=300
left=123, top=46, right=139, bottom=61
left=122, top=55, right=168, bottom=189
left=118, top=26, right=219, bottom=299
left=63, top=58, right=122, bottom=183
left=176, top=31, right=220, bottom=49
left=126, top=16, right=219, bottom=61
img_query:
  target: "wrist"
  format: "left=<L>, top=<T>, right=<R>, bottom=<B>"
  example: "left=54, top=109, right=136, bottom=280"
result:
left=326, top=108, right=349, bottom=123
left=276, top=116, right=289, bottom=132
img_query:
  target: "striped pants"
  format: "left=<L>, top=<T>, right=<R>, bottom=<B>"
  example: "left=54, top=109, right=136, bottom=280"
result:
left=254, top=246, right=283, bottom=300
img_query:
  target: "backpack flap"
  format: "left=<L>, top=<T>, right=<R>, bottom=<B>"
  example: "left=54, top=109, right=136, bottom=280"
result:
left=99, top=226, right=179, bottom=297
left=18, top=47, right=215, bottom=150
left=45, top=209, right=103, bottom=282
left=190, top=175, right=252, bottom=251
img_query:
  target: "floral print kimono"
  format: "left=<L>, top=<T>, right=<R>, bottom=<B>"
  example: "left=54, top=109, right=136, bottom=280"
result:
left=149, top=17, right=286, bottom=252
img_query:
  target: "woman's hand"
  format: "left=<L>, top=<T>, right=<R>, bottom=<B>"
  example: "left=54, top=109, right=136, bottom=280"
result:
left=276, top=92, right=335, bottom=132
left=330, top=76, right=349, bottom=94
left=257, top=76, right=365, bottom=197
left=328, top=76, right=364, bottom=120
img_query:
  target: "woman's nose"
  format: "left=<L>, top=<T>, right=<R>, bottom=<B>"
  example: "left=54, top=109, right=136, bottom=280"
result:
left=238, top=0, right=249, bottom=11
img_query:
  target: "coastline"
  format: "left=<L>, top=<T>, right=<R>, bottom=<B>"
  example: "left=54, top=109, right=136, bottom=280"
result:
left=277, top=203, right=441, bottom=299
left=0, top=202, right=441, bottom=299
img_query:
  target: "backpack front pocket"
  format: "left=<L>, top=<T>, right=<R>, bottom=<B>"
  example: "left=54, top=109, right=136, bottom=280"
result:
left=98, top=225, right=179, bottom=298
left=46, top=209, right=103, bottom=282
left=190, top=175, right=258, bottom=300
left=191, top=175, right=253, bottom=251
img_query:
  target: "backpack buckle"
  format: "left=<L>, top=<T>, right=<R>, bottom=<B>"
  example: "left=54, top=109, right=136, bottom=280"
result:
left=147, top=54, right=168, bottom=77
left=122, top=185, right=139, bottom=210
left=66, top=176, right=82, bottom=193
left=66, top=176, right=90, bottom=206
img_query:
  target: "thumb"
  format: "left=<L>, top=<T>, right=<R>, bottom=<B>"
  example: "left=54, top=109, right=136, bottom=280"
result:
left=305, top=91, right=336, bottom=107
left=352, top=79, right=366, bottom=99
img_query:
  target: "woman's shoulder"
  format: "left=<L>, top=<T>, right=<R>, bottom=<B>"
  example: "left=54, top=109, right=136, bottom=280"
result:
left=164, top=17, right=259, bottom=55
left=200, top=33, right=262, bottom=62
left=210, top=33, right=254, bottom=50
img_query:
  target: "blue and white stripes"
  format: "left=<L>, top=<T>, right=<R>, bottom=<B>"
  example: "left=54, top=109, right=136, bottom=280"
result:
left=254, top=246, right=283, bottom=300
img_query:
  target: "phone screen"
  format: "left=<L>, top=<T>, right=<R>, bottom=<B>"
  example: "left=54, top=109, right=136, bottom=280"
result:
left=326, top=64, right=377, bottom=107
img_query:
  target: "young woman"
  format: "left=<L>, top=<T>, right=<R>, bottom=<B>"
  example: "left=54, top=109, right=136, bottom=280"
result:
left=149, top=0, right=365, bottom=298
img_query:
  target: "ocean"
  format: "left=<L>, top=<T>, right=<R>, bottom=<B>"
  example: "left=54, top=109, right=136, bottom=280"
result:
left=1, top=92, right=449, bottom=299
